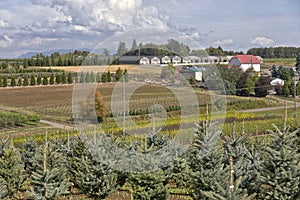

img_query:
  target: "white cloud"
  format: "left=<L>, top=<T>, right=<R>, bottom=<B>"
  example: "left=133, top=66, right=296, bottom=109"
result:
left=213, top=39, right=234, bottom=46
left=0, top=35, right=13, bottom=48
left=250, top=36, right=274, bottom=46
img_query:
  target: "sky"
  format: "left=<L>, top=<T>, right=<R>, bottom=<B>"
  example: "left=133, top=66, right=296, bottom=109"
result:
left=0, top=0, right=299, bottom=58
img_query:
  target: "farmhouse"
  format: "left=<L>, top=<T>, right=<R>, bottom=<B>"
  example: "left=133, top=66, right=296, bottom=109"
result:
left=228, top=54, right=261, bottom=72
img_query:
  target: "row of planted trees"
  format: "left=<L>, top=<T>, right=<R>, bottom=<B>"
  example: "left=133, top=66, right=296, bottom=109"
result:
left=0, top=121, right=299, bottom=200
left=0, top=68, right=128, bottom=87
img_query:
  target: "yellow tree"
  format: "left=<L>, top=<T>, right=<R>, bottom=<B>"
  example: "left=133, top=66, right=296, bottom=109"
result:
left=95, top=90, right=108, bottom=123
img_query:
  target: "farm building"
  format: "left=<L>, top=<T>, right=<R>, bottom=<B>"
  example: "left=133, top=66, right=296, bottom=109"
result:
left=139, top=57, right=150, bottom=65
left=162, top=56, right=171, bottom=64
left=151, top=57, right=161, bottom=65
left=172, top=56, right=182, bottom=64
left=182, top=56, right=192, bottom=64
left=179, top=66, right=204, bottom=82
left=228, top=54, right=261, bottom=72
left=119, top=56, right=140, bottom=64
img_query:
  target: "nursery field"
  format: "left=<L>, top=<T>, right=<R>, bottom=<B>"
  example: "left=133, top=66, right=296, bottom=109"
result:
left=0, top=82, right=298, bottom=140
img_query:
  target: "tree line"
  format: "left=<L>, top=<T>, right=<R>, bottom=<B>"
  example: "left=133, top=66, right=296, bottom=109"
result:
left=0, top=68, right=128, bottom=87
left=0, top=121, right=299, bottom=199
left=247, top=47, right=300, bottom=58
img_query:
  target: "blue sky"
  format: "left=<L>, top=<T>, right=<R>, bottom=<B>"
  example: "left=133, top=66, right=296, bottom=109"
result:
left=0, top=0, right=299, bottom=57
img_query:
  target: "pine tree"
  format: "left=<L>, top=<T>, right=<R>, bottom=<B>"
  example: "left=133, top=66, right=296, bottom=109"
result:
left=42, top=75, right=48, bottom=85
left=115, top=67, right=123, bottom=81
left=0, top=77, right=3, bottom=87
left=21, top=139, right=38, bottom=178
left=123, top=69, right=129, bottom=82
left=37, top=73, right=42, bottom=85
left=96, top=72, right=101, bottom=83
left=23, top=74, right=29, bottom=86
left=3, top=75, right=7, bottom=87
left=49, top=73, right=54, bottom=85
left=101, top=72, right=107, bottom=83
left=18, top=77, right=22, bottom=86
left=55, top=73, right=61, bottom=84
left=69, top=136, right=125, bottom=199
left=0, top=139, right=25, bottom=199
left=67, top=72, right=73, bottom=84
left=84, top=72, right=90, bottom=83
left=129, top=170, right=169, bottom=200
left=28, top=141, right=70, bottom=200
left=61, top=72, right=66, bottom=84
left=11, top=75, right=16, bottom=87
left=79, top=72, right=85, bottom=83
left=30, top=73, right=36, bottom=86
left=0, top=178, right=8, bottom=199
left=107, top=70, right=111, bottom=82
left=90, top=71, right=95, bottom=83
left=259, top=125, right=300, bottom=199
left=187, top=122, right=226, bottom=200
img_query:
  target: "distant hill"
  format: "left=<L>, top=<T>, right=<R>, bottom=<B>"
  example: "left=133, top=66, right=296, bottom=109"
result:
left=18, top=48, right=91, bottom=58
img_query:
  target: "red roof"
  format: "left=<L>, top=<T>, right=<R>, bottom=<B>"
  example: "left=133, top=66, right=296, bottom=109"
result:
left=232, top=55, right=261, bottom=64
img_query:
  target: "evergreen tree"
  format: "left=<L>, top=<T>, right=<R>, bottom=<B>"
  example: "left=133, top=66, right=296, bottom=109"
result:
left=96, top=72, right=101, bottom=83
left=37, top=73, right=42, bottom=85
left=69, top=137, right=125, bottom=199
left=187, top=122, right=226, bottom=200
left=28, top=141, right=70, bottom=200
left=21, top=139, right=38, bottom=178
left=67, top=72, right=73, bottom=84
left=3, top=75, right=7, bottom=87
left=61, top=72, right=67, bottom=84
left=55, top=73, right=61, bottom=84
left=0, top=77, right=3, bottom=87
left=90, top=71, right=95, bottom=83
left=42, top=75, right=48, bottom=85
left=0, top=139, right=25, bottom=199
left=281, top=82, right=290, bottom=97
left=131, top=39, right=138, bottom=50
left=107, top=70, right=112, bottom=82
left=10, top=75, right=16, bottom=87
left=79, top=72, right=85, bottom=83
left=23, top=74, right=29, bottom=86
left=129, top=170, right=169, bottom=200
left=259, top=125, right=300, bottom=199
left=49, top=73, right=54, bottom=85
left=101, top=72, right=107, bottom=83
left=115, top=67, right=123, bottom=81
left=297, top=82, right=300, bottom=96
left=123, top=69, right=129, bottom=82
left=17, top=77, right=22, bottom=86
left=0, top=178, right=8, bottom=199
left=30, top=73, right=36, bottom=86
left=117, top=41, right=127, bottom=55
left=74, top=73, right=79, bottom=83
left=85, top=72, right=90, bottom=83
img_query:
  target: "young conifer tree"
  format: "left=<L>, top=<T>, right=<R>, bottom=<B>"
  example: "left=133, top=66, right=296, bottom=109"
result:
left=0, top=139, right=25, bottom=199
left=10, top=75, right=16, bottom=87
left=37, top=73, right=42, bottom=85
left=28, top=140, right=70, bottom=200
left=3, top=75, right=8, bottom=87
left=49, top=73, right=54, bottom=85
left=30, top=73, right=36, bottom=86
left=23, top=73, right=29, bottom=86
left=259, top=125, right=300, bottom=199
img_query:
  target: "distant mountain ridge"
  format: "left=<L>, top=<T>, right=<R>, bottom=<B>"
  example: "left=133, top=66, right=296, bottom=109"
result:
left=18, top=48, right=91, bottom=58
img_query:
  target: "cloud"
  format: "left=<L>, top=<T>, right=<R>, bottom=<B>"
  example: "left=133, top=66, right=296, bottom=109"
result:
left=250, top=36, right=274, bottom=46
left=213, top=39, right=234, bottom=46
left=0, top=35, right=13, bottom=48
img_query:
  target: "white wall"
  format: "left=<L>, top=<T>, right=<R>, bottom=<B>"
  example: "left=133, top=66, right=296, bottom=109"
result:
left=240, top=64, right=260, bottom=72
